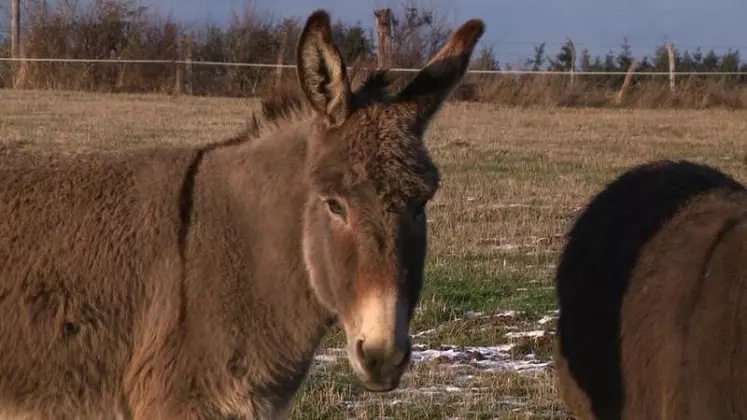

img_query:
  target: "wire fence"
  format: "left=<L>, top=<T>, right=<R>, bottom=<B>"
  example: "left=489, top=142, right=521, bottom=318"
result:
left=3, top=56, right=747, bottom=109
left=0, top=57, right=746, bottom=76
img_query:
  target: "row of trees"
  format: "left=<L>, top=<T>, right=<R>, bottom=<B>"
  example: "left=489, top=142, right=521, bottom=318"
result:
left=476, top=39, right=746, bottom=75
left=510, top=39, right=746, bottom=79
left=0, top=0, right=745, bottom=105
left=0, top=0, right=456, bottom=93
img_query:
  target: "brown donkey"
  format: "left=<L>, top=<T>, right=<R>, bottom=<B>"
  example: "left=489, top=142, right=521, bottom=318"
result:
left=0, top=10, right=485, bottom=420
left=554, top=159, right=747, bottom=419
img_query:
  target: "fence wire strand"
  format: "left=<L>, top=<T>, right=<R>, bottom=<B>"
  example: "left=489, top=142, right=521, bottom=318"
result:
left=0, top=57, right=744, bottom=76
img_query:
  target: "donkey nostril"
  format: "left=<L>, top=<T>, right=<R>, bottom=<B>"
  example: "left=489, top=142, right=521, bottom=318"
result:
left=356, top=339, right=380, bottom=371
left=394, top=343, right=412, bottom=368
left=355, top=339, right=369, bottom=367
left=355, top=339, right=364, bottom=357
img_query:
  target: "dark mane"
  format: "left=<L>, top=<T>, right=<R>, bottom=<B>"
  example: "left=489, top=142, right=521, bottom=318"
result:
left=223, top=70, right=395, bottom=146
left=351, top=70, right=394, bottom=108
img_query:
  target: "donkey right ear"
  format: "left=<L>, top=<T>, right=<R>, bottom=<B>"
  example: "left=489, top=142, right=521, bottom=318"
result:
left=296, top=10, right=352, bottom=127
left=393, top=19, right=485, bottom=134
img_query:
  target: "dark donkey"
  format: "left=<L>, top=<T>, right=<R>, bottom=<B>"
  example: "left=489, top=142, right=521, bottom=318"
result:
left=554, top=159, right=747, bottom=419
left=0, top=10, right=485, bottom=420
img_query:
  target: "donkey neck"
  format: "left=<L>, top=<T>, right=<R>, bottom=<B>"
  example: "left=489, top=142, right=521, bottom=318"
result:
left=191, top=118, right=335, bottom=399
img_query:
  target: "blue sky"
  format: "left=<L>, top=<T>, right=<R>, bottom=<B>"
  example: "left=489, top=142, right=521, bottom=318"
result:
left=143, top=0, right=747, bottom=66
left=6, top=0, right=747, bottom=66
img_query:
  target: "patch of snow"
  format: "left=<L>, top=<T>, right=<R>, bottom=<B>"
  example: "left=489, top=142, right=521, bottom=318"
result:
left=313, top=307, right=557, bottom=376
left=408, top=387, right=441, bottom=396
left=500, top=396, right=529, bottom=407
left=538, top=315, right=555, bottom=325
left=504, top=330, right=546, bottom=339
left=314, top=354, right=341, bottom=363
left=413, top=328, right=437, bottom=337
left=313, top=348, right=346, bottom=365
left=490, top=203, right=534, bottom=209
left=410, top=344, right=550, bottom=373
left=479, top=203, right=556, bottom=210
left=493, top=243, right=522, bottom=251
left=314, top=342, right=552, bottom=374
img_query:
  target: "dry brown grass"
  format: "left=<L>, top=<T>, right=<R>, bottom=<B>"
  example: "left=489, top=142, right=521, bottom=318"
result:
left=460, top=73, right=747, bottom=109
left=1, top=89, right=746, bottom=418
left=6, top=63, right=747, bottom=110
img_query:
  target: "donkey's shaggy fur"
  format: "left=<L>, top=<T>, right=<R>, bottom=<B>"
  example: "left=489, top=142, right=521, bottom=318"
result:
left=0, top=10, right=484, bottom=420
left=554, top=159, right=747, bottom=419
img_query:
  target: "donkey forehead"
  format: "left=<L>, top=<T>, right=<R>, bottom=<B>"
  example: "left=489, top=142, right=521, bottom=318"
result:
left=312, top=126, right=439, bottom=209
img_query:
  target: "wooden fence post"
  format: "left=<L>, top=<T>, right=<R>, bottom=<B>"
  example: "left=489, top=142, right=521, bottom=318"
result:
left=11, top=0, right=20, bottom=59
left=275, top=25, right=289, bottom=88
left=566, top=37, right=576, bottom=88
left=173, top=34, right=184, bottom=96
left=667, top=41, right=676, bottom=93
left=173, top=61, right=183, bottom=96
left=11, top=0, right=25, bottom=89
left=185, top=35, right=193, bottom=95
left=374, top=8, right=393, bottom=69
left=615, top=59, right=640, bottom=105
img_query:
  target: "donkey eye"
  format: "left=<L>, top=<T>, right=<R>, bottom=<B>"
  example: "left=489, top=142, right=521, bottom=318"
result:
left=324, top=199, right=346, bottom=220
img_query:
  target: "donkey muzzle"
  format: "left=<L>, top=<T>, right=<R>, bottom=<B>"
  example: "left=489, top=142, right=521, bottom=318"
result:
left=352, top=336, right=412, bottom=392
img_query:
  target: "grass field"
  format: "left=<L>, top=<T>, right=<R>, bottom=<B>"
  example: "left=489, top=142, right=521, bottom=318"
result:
left=2, top=89, right=746, bottom=419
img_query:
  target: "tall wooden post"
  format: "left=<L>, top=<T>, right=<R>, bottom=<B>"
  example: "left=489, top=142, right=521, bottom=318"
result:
left=615, top=59, right=640, bottom=105
left=11, top=0, right=21, bottom=59
left=374, top=8, right=392, bottom=69
left=11, top=0, right=27, bottom=89
left=173, top=41, right=183, bottom=96
left=274, top=24, right=289, bottom=89
left=185, top=35, right=193, bottom=95
left=667, top=41, right=676, bottom=93
left=566, top=37, right=576, bottom=88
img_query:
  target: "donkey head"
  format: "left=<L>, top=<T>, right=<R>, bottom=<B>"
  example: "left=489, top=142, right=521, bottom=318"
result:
left=298, top=10, right=484, bottom=392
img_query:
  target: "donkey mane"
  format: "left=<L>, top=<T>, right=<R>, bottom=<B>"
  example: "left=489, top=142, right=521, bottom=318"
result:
left=224, top=69, right=395, bottom=145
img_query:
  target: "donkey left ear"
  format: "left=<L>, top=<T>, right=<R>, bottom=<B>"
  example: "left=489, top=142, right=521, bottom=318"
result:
left=392, top=19, right=485, bottom=133
left=296, top=10, right=352, bottom=127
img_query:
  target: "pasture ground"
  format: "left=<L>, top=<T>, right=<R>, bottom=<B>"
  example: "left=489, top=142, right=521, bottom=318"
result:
left=2, top=89, right=746, bottom=419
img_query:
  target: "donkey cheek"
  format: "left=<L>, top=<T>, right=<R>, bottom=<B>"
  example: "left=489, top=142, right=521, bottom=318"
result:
left=331, top=244, right=359, bottom=306
left=303, top=237, right=337, bottom=312
left=306, top=231, right=358, bottom=316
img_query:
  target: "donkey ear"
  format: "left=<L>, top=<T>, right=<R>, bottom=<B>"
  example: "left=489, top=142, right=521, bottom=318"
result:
left=393, top=19, right=485, bottom=133
left=296, top=10, right=352, bottom=127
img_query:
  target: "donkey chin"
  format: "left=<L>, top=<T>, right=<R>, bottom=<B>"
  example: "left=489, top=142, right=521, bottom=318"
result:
left=342, top=296, right=413, bottom=392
